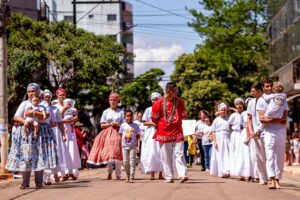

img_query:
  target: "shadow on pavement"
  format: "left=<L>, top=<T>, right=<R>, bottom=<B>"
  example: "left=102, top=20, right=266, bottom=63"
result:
left=9, top=189, right=41, bottom=200
left=185, top=181, right=225, bottom=184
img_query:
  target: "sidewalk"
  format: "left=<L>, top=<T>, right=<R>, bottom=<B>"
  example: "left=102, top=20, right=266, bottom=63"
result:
left=284, top=165, right=300, bottom=174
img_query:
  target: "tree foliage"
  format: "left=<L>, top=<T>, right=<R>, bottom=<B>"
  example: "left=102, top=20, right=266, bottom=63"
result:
left=8, top=14, right=125, bottom=125
left=119, top=68, right=164, bottom=112
left=171, top=0, right=269, bottom=117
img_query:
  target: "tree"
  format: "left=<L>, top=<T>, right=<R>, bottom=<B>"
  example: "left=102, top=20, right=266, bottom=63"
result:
left=171, top=0, right=268, bottom=117
left=7, top=14, right=126, bottom=125
left=119, top=68, right=164, bottom=112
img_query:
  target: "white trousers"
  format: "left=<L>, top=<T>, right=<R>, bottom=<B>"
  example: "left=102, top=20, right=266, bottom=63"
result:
left=264, top=128, right=286, bottom=179
left=159, top=141, right=187, bottom=180
left=107, top=161, right=122, bottom=178
left=252, top=138, right=268, bottom=182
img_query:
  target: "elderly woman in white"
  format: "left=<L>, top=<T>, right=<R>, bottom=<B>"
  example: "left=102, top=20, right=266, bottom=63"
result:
left=140, top=92, right=164, bottom=180
left=210, top=103, right=231, bottom=178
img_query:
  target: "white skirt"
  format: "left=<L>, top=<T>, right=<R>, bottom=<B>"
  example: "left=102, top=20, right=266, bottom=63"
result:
left=236, top=128, right=253, bottom=177
left=229, top=130, right=242, bottom=176
left=210, top=131, right=230, bottom=177
left=140, top=126, right=163, bottom=174
left=63, top=124, right=81, bottom=170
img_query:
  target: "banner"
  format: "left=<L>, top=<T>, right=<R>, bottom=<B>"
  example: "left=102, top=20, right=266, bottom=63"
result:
left=182, top=120, right=196, bottom=136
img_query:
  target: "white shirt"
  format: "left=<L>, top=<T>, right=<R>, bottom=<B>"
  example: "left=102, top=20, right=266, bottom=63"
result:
left=228, top=112, right=242, bottom=132
left=195, top=120, right=205, bottom=139
left=247, top=98, right=261, bottom=133
left=100, top=108, right=124, bottom=124
left=211, top=116, right=230, bottom=132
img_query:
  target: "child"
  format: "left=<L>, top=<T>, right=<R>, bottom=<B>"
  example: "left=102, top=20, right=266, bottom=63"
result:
left=255, top=82, right=288, bottom=137
left=187, top=135, right=197, bottom=168
left=23, top=95, right=46, bottom=138
left=63, top=98, right=77, bottom=133
left=119, top=110, right=141, bottom=183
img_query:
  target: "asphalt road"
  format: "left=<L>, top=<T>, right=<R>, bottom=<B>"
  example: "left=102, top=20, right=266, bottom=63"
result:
left=0, top=166, right=299, bottom=200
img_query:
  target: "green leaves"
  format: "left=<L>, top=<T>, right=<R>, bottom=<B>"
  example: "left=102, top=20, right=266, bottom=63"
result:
left=119, top=68, right=164, bottom=111
left=7, top=14, right=126, bottom=125
left=172, top=0, right=269, bottom=118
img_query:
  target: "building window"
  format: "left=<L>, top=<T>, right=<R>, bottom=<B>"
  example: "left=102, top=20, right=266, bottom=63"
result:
left=107, top=14, right=117, bottom=21
left=108, top=35, right=117, bottom=41
left=64, top=15, right=73, bottom=22
left=295, top=62, right=300, bottom=82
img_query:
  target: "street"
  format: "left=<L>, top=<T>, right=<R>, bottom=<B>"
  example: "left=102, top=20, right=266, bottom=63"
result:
left=0, top=166, right=299, bottom=200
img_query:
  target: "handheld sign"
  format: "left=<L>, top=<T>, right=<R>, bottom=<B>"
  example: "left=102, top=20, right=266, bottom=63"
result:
left=182, top=120, right=196, bottom=136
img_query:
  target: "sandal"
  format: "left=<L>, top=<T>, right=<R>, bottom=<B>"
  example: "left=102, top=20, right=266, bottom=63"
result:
left=43, top=181, right=52, bottom=185
left=20, top=185, right=28, bottom=190
left=69, top=174, right=77, bottom=180
left=179, top=177, right=188, bottom=183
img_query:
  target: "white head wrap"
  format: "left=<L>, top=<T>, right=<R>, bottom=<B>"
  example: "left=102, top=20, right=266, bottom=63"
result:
left=44, top=89, right=53, bottom=97
left=234, top=97, right=244, bottom=105
left=217, top=103, right=227, bottom=111
left=27, top=83, right=41, bottom=94
left=63, top=98, right=76, bottom=108
left=151, top=92, right=161, bottom=100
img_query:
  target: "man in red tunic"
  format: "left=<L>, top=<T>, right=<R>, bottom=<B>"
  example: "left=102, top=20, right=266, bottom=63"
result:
left=151, top=82, right=188, bottom=183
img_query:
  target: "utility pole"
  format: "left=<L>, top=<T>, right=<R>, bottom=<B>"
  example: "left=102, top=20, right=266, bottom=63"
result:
left=73, top=0, right=77, bottom=28
left=0, top=0, right=8, bottom=174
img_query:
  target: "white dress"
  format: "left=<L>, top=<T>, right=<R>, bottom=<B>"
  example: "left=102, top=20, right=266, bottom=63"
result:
left=236, top=111, right=253, bottom=177
left=140, top=107, right=163, bottom=174
left=56, top=103, right=81, bottom=175
left=50, top=105, right=73, bottom=176
left=228, top=112, right=242, bottom=176
left=210, top=116, right=231, bottom=177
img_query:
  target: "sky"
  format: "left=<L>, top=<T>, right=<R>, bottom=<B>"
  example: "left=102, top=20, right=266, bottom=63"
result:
left=127, top=0, right=203, bottom=81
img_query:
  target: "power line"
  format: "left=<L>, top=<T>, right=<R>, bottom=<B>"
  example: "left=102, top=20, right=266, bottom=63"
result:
left=76, top=3, right=101, bottom=23
left=132, top=0, right=193, bottom=21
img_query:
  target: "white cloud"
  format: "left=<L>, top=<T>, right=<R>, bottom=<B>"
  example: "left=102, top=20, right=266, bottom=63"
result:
left=134, top=37, right=184, bottom=78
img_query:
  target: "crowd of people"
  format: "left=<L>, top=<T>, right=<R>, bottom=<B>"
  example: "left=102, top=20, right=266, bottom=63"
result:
left=2, top=80, right=300, bottom=190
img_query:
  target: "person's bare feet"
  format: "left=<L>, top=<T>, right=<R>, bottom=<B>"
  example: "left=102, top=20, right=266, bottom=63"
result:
left=129, top=179, right=134, bottom=183
left=107, top=174, right=112, bottom=180
left=275, top=179, right=281, bottom=189
left=268, top=179, right=276, bottom=189
left=124, top=178, right=129, bottom=183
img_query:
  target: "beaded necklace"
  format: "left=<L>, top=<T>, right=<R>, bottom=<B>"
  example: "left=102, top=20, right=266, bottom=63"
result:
left=163, top=97, right=177, bottom=124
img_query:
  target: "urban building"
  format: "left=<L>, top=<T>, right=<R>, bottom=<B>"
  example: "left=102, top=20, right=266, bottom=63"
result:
left=45, top=0, right=134, bottom=80
left=9, top=0, right=49, bottom=21
left=268, top=0, right=300, bottom=125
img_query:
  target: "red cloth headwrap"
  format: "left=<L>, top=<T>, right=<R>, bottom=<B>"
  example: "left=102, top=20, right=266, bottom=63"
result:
left=56, top=88, right=67, bottom=97
left=109, top=93, right=120, bottom=102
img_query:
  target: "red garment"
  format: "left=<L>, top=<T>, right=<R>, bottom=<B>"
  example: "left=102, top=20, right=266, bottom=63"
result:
left=87, top=126, right=122, bottom=165
left=151, top=97, right=187, bottom=143
left=75, top=128, right=84, bottom=149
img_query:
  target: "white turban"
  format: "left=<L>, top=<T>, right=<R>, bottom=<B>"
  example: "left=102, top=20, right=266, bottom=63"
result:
left=234, top=97, right=244, bottom=105
left=44, top=89, right=53, bottom=97
left=151, top=92, right=161, bottom=100
left=217, top=103, right=227, bottom=111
